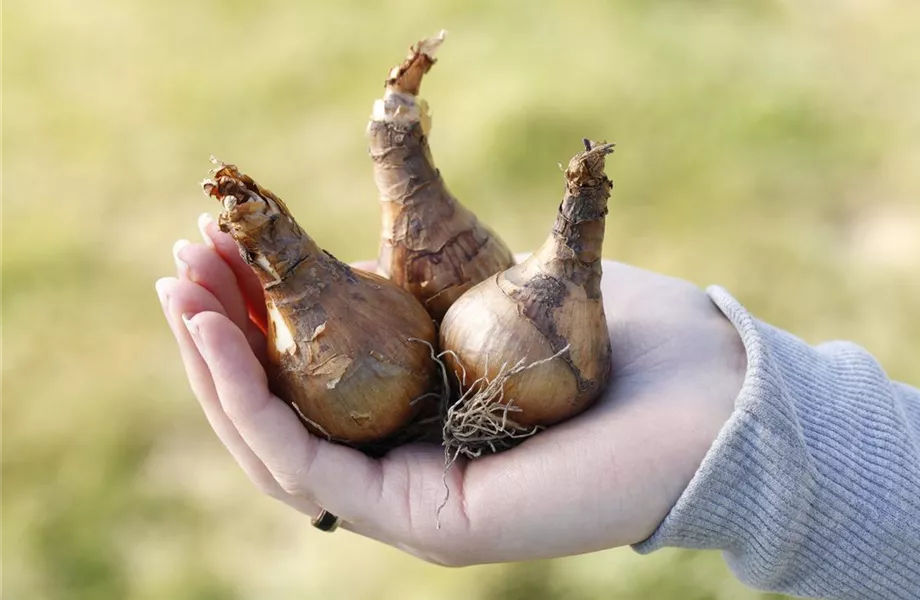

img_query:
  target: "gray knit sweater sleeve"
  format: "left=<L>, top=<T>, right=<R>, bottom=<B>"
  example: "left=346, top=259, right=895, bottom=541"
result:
left=633, top=286, right=920, bottom=599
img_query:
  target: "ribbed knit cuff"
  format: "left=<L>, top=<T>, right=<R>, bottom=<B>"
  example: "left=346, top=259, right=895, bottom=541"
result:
left=631, top=286, right=920, bottom=600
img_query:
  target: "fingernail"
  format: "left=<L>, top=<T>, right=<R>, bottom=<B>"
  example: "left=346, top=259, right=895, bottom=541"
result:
left=182, top=313, right=205, bottom=356
left=173, top=239, right=191, bottom=277
left=198, top=213, right=216, bottom=248
left=155, top=278, right=171, bottom=311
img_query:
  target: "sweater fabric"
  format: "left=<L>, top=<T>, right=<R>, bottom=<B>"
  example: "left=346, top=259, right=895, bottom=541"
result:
left=633, top=286, right=920, bottom=600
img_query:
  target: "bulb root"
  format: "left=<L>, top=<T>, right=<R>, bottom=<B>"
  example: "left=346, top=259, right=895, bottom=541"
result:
left=433, top=346, right=571, bottom=526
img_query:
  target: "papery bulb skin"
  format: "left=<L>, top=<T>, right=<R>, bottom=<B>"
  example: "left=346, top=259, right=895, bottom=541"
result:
left=439, top=141, right=614, bottom=429
left=204, top=162, right=437, bottom=444
left=366, top=31, right=515, bottom=321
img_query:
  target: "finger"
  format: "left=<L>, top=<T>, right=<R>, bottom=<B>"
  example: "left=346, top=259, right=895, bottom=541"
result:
left=184, top=310, right=492, bottom=562
left=173, top=239, right=250, bottom=335
left=183, top=310, right=397, bottom=526
left=156, top=277, right=316, bottom=515
left=173, top=238, right=266, bottom=363
left=183, top=310, right=497, bottom=561
left=198, top=212, right=268, bottom=330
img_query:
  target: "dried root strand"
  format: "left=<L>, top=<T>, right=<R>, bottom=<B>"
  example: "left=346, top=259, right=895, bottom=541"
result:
left=411, top=337, right=453, bottom=411
left=443, top=344, right=572, bottom=459
left=434, top=346, right=571, bottom=527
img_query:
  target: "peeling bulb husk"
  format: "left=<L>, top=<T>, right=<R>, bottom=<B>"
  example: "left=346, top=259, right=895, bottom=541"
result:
left=367, top=32, right=515, bottom=321
left=438, top=140, right=616, bottom=457
left=202, top=161, right=439, bottom=444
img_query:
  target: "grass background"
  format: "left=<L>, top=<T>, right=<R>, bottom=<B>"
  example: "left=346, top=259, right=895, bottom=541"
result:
left=4, top=1, right=919, bottom=598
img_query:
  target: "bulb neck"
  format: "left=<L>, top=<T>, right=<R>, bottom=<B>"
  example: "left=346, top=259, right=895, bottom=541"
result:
left=526, top=142, right=613, bottom=297
left=204, top=162, right=326, bottom=290
left=549, top=141, right=614, bottom=264
left=367, top=119, right=453, bottom=209
left=551, top=192, right=608, bottom=265
left=367, top=32, right=448, bottom=210
left=241, top=221, right=325, bottom=292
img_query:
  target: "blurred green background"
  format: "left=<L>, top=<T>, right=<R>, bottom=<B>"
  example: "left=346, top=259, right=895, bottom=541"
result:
left=4, top=0, right=919, bottom=598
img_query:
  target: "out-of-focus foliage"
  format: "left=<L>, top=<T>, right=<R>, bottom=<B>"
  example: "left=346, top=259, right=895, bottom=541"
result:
left=4, top=0, right=918, bottom=598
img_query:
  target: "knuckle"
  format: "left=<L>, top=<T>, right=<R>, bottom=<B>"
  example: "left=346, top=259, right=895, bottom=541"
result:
left=222, top=395, right=264, bottom=425
left=220, top=401, right=251, bottom=427
left=248, top=470, right=283, bottom=498
left=252, top=476, right=273, bottom=494
left=274, top=473, right=306, bottom=497
left=273, top=441, right=319, bottom=498
left=254, top=477, right=282, bottom=499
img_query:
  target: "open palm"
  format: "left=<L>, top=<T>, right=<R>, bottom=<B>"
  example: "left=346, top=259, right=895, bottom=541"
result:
left=156, top=215, right=745, bottom=566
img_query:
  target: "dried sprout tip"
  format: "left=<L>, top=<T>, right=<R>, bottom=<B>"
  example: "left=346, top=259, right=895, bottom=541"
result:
left=566, top=139, right=616, bottom=185
left=582, top=139, right=615, bottom=156
left=386, top=30, right=447, bottom=96
left=416, top=29, right=447, bottom=59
